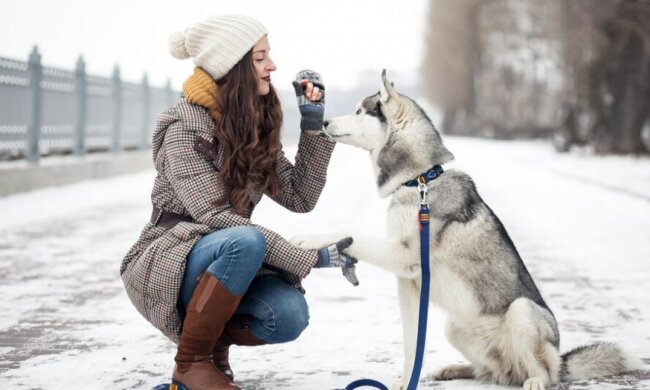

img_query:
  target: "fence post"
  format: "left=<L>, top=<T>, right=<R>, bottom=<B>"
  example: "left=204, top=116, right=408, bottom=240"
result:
left=27, top=45, right=42, bottom=163
left=111, top=64, right=122, bottom=153
left=165, top=78, right=174, bottom=108
left=74, top=55, right=87, bottom=156
left=141, top=73, right=150, bottom=150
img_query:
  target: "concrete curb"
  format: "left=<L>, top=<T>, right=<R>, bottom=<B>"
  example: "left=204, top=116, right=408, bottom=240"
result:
left=0, top=151, right=152, bottom=197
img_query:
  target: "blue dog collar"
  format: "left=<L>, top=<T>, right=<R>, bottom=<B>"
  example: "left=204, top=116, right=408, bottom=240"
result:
left=403, top=165, right=444, bottom=187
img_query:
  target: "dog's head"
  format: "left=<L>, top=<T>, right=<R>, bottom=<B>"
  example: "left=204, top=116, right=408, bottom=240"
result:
left=323, top=70, right=400, bottom=151
left=324, top=70, right=454, bottom=197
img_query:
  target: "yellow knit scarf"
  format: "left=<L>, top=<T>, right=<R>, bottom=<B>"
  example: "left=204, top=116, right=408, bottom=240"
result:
left=183, top=67, right=221, bottom=118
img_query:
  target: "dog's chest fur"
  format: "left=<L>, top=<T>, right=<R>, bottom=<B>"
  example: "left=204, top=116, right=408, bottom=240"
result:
left=386, top=174, right=469, bottom=253
left=385, top=175, right=485, bottom=319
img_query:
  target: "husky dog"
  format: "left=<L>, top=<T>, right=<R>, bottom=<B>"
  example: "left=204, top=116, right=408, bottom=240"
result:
left=291, top=70, right=641, bottom=390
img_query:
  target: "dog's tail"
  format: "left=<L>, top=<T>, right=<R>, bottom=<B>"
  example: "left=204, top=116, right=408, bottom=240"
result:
left=560, top=342, right=642, bottom=381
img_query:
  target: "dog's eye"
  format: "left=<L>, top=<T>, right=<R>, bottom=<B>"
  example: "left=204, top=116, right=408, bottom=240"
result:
left=356, top=109, right=361, bottom=115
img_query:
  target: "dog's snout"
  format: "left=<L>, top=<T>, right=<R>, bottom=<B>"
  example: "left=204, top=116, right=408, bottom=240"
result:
left=323, top=120, right=329, bottom=128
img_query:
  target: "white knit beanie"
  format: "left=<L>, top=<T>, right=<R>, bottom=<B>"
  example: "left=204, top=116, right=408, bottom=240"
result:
left=168, top=14, right=268, bottom=80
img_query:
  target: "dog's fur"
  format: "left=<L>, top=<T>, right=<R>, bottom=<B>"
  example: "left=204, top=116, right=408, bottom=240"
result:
left=291, top=70, right=641, bottom=390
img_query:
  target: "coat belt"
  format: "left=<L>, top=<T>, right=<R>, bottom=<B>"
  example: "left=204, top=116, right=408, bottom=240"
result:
left=150, top=206, right=193, bottom=229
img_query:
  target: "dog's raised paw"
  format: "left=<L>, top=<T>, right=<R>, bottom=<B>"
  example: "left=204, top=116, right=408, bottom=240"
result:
left=289, top=234, right=337, bottom=250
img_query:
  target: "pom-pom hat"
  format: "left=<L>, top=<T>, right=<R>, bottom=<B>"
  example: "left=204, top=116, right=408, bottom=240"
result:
left=168, top=14, right=267, bottom=80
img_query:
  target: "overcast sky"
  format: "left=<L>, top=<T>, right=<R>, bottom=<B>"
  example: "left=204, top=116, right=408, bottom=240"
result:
left=0, top=0, right=429, bottom=91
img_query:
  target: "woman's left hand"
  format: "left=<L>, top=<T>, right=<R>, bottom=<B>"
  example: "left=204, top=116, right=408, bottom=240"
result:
left=292, top=69, right=326, bottom=134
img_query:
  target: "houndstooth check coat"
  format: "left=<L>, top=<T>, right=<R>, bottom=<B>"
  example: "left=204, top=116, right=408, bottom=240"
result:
left=120, top=98, right=335, bottom=343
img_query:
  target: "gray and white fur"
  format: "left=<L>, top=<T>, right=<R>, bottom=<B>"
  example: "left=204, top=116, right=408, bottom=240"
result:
left=291, top=70, right=641, bottom=390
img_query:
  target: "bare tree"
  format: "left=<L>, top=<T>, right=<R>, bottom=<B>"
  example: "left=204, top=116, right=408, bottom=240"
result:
left=588, top=0, right=650, bottom=154
left=421, top=0, right=481, bottom=133
left=553, top=0, right=617, bottom=151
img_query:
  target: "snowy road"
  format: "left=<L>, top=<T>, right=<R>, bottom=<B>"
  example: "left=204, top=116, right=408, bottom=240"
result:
left=1, top=136, right=649, bottom=389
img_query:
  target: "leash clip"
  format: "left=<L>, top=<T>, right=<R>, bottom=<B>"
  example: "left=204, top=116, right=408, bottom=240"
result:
left=417, top=176, right=429, bottom=207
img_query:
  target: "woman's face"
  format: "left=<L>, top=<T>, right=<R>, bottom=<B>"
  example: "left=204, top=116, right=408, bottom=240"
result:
left=252, top=35, right=276, bottom=96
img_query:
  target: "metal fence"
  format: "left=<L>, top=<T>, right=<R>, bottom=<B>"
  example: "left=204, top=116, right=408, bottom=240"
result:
left=0, top=46, right=179, bottom=162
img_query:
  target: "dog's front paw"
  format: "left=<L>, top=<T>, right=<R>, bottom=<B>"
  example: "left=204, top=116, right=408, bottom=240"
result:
left=390, top=379, right=405, bottom=390
left=289, top=234, right=340, bottom=250
left=523, top=377, right=546, bottom=390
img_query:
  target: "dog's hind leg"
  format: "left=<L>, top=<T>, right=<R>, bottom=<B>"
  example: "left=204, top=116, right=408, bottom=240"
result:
left=503, top=298, right=561, bottom=389
left=520, top=341, right=561, bottom=390
left=394, top=276, right=422, bottom=389
left=432, top=363, right=475, bottom=381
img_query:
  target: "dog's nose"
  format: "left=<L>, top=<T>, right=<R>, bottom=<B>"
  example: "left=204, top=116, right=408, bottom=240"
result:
left=323, top=120, right=329, bottom=128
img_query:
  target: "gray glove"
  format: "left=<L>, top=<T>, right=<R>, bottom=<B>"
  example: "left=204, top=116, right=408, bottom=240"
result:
left=292, top=69, right=325, bottom=134
left=315, top=237, right=359, bottom=286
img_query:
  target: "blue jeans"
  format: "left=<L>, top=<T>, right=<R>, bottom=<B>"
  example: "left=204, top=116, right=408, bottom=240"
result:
left=179, top=226, right=309, bottom=344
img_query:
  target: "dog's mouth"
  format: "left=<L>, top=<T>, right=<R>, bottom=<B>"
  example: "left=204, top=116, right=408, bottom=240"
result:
left=322, top=126, right=349, bottom=139
left=325, top=131, right=349, bottom=139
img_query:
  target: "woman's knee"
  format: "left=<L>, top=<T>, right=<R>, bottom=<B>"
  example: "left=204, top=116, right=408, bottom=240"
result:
left=202, top=226, right=266, bottom=294
left=227, top=226, right=266, bottom=266
left=269, top=292, right=310, bottom=343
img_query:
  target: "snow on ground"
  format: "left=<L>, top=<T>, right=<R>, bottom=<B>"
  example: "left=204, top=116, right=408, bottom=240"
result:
left=0, top=136, right=649, bottom=389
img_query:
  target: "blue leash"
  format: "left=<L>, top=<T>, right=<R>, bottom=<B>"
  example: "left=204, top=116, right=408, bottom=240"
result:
left=344, top=178, right=432, bottom=390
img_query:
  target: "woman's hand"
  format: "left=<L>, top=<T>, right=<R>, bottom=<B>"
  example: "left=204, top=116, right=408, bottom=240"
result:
left=298, top=79, right=323, bottom=102
left=314, top=237, right=359, bottom=286
left=292, top=69, right=325, bottom=135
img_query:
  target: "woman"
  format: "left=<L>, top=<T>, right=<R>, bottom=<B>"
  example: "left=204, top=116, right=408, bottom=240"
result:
left=120, top=14, right=357, bottom=390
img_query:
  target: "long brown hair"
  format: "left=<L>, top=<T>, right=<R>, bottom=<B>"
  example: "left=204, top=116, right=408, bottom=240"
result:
left=210, top=50, right=282, bottom=214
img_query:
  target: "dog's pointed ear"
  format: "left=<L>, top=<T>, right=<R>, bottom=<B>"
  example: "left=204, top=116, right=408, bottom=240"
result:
left=380, top=69, right=399, bottom=103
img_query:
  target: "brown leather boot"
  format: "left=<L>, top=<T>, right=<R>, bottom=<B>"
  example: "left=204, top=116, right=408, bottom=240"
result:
left=172, top=273, right=242, bottom=390
left=213, top=314, right=266, bottom=381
